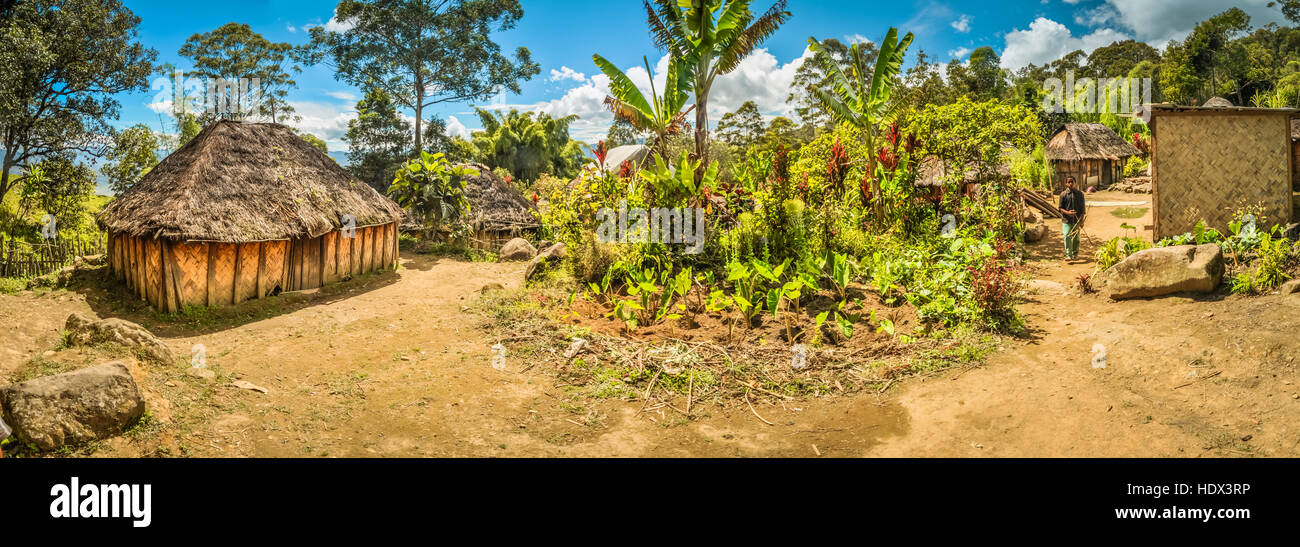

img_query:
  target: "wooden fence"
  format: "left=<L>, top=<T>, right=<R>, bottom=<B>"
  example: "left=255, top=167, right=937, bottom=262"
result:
left=0, top=234, right=105, bottom=279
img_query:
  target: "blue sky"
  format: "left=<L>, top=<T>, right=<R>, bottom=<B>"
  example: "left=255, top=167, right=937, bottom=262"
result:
left=113, top=0, right=1286, bottom=154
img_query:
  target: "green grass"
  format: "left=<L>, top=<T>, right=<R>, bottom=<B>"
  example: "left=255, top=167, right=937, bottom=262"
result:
left=1109, top=207, right=1148, bottom=219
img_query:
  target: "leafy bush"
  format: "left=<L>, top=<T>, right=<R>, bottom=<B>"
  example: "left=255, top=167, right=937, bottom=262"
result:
left=1122, top=156, right=1148, bottom=177
left=1095, top=236, right=1152, bottom=270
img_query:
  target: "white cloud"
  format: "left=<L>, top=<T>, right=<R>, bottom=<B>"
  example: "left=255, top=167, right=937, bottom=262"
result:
left=947, top=47, right=971, bottom=60
left=289, top=100, right=357, bottom=152
left=324, top=90, right=357, bottom=102
left=480, top=48, right=812, bottom=142
left=446, top=115, right=470, bottom=139
left=1000, top=17, right=1130, bottom=69
left=306, top=8, right=357, bottom=33
left=705, top=47, right=813, bottom=121
left=549, top=66, right=587, bottom=83
left=845, top=34, right=873, bottom=45
left=1083, top=0, right=1287, bottom=48
left=286, top=24, right=297, bottom=33
left=146, top=98, right=172, bottom=114
left=951, top=15, right=972, bottom=33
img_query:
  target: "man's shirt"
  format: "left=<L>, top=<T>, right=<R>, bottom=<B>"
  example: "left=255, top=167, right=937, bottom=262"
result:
left=1059, top=188, right=1085, bottom=224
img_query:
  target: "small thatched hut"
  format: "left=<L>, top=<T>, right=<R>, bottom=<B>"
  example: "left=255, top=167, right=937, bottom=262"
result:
left=458, top=163, right=539, bottom=249
left=1045, top=123, right=1141, bottom=191
left=1202, top=96, right=1235, bottom=108
left=1148, top=103, right=1297, bottom=240
left=97, top=121, right=403, bottom=312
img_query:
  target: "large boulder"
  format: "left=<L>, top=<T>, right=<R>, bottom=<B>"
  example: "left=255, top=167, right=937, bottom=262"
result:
left=525, top=243, right=567, bottom=281
left=1103, top=244, right=1224, bottom=300
left=1280, top=278, right=1300, bottom=295
left=499, top=238, right=537, bottom=261
left=64, top=313, right=174, bottom=364
left=0, top=362, right=145, bottom=451
left=1023, top=222, right=1048, bottom=243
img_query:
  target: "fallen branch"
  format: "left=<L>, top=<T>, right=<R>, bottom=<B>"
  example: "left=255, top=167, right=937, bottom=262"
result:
left=746, top=389, right=775, bottom=426
left=1173, top=370, right=1222, bottom=389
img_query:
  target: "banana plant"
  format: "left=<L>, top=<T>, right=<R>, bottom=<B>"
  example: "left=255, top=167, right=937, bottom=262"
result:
left=807, top=27, right=914, bottom=223
left=643, top=0, right=792, bottom=181
left=643, top=149, right=718, bottom=207
left=592, top=53, right=694, bottom=162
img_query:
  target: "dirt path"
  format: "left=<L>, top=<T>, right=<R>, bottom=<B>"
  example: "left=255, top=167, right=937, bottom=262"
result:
left=3, top=194, right=1298, bottom=457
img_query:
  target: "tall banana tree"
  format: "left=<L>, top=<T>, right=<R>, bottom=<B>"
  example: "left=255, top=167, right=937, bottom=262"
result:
left=644, top=0, right=792, bottom=181
left=808, top=27, right=913, bottom=223
left=592, top=54, right=694, bottom=162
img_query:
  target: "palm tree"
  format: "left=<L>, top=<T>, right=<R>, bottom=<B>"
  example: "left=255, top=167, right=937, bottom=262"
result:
left=807, top=27, right=914, bottom=223
left=592, top=54, right=694, bottom=162
left=644, top=0, right=792, bottom=181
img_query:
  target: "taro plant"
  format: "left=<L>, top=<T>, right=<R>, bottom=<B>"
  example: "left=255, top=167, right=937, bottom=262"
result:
left=706, top=288, right=736, bottom=341
left=726, top=260, right=764, bottom=329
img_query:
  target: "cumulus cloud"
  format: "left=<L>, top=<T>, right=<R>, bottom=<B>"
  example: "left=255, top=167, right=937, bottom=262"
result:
left=289, top=101, right=357, bottom=152
left=947, top=47, right=971, bottom=61
left=1000, top=17, right=1130, bottom=69
left=446, top=115, right=471, bottom=139
left=549, top=66, right=587, bottom=83
left=951, top=15, right=972, bottom=33
left=1082, top=0, right=1287, bottom=48
left=480, top=48, right=812, bottom=142
left=845, top=33, right=873, bottom=45
left=287, top=24, right=297, bottom=33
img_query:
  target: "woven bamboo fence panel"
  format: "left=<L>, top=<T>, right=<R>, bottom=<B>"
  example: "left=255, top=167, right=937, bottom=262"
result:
left=1154, top=113, right=1293, bottom=240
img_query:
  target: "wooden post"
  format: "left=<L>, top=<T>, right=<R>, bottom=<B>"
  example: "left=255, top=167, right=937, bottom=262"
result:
left=256, top=241, right=265, bottom=299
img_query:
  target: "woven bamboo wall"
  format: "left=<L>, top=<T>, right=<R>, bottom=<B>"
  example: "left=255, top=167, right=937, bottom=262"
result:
left=1152, top=112, right=1294, bottom=240
left=107, top=222, right=399, bottom=312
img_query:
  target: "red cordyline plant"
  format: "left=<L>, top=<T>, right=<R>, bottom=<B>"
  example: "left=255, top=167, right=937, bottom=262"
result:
left=826, top=137, right=852, bottom=195
left=594, top=140, right=609, bottom=168
left=618, top=160, right=634, bottom=180
left=1131, top=133, right=1149, bottom=156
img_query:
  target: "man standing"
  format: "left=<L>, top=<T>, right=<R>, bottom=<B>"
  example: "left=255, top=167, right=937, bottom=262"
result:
left=1059, top=176, right=1085, bottom=260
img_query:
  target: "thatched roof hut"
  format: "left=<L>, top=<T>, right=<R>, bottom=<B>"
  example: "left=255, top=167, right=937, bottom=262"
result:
left=98, top=121, right=403, bottom=312
left=1202, top=96, right=1234, bottom=108
left=1045, top=123, right=1141, bottom=191
left=915, top=157, right=1009, bottom=188
left=456, top=163, right=539, bottom=249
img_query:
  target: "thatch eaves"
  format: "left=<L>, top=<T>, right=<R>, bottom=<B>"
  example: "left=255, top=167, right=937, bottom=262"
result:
left=1045, top=123, right=1141, bottom=162
left=1202, top=97, right=1234, bottom=107
left=459, top=163, right=540, bottom=231
left=97, top=121, right=402, bottom=242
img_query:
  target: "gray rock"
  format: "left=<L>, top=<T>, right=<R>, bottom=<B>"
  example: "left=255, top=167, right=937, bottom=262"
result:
left=499, top=238, right=537, bottom=261
left=64, top=313, right=175, bottom=364
left=1023, top=222, right=1048, bottom=243
left=525, top=243, right=568, bottom=281
left=0, top=362, right=145, bottom=451
left=1279, top=278, right=1300, bottom=295
left=1104, top=244, right=1224, bottom=300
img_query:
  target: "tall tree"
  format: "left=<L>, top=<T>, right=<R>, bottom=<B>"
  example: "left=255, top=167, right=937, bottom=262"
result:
left=100, top=124, right=159, bottom=195
left=177, top=22, right=301, bottom=123
left=301, top=0, right=540, bottom=153
left=1160, top=8, right=1252, bottom=104
left=1087, top=40, right=1161, bottom=78
left=605, top=118, right=643, bottom=148
left=18, top=156, right=97, bottom=234
left=715, top=100, right=764, bottom=148
left=0, top=0, right=156, bottom=205
left=643, top=0, right=792, bottom=180
left=946, top=46, right=1008, bottom=101
left=470, top=108, right=585, bottom=182
left=344, top=87, right=412, bottom=191
left=786, top=38, right=858, bottom=131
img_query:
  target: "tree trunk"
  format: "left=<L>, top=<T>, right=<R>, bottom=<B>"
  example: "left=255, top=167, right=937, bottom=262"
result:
left=694, top=95, right=709, bottom=184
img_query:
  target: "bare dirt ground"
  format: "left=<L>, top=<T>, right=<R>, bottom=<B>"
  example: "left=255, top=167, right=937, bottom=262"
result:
left=3, top=191, right=1298, bottom=457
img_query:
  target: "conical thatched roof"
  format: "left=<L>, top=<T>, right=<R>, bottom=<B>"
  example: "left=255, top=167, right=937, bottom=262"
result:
left=1202, top=96, right=1234, bottom=107
left=459, top=163, right=539, bottom=231
left=1045, top=123, right=1141, bottom=162
left=98, top=121, right=402, bottom=242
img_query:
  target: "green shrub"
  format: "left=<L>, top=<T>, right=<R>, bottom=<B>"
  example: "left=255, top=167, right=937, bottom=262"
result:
left=1095, top=236, right=1152, bottom=270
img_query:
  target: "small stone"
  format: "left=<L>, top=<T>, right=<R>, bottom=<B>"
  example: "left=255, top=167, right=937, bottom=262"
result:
left=186, top=367, right=216, bottom=380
